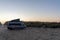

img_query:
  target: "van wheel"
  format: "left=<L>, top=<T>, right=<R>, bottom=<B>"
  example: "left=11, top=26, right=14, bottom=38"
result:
left=8, top=27, right=13, bottom=30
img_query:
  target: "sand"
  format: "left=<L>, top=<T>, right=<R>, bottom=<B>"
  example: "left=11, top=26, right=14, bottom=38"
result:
left=0, top=25, right=60, bottom=40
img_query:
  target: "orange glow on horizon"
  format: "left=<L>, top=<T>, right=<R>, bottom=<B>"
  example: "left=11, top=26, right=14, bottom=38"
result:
left=0, top=18, right=60, bottom=24
left=21, top=18, right=60, bottom=22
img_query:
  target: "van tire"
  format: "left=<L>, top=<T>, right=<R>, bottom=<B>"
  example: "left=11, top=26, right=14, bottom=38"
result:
left=8, top=27, right=13, bottom=30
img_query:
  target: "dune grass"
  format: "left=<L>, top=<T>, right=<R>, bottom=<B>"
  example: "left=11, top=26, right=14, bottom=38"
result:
left=23, top=21, right=60, bottom=28
left=4, top=21, right=60, bottom=28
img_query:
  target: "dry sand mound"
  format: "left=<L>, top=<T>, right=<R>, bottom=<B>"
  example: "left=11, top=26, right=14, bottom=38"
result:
left=0, top=25, right=60, bottom=40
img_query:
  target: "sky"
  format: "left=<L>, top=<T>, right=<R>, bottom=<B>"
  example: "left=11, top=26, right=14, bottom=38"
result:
left=0, top=0, right=60, bottom=23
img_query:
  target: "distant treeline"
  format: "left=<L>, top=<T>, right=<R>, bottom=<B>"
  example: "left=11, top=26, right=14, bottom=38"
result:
left=0, top=22, right=2, bottom=25
left=23, top=21, right=60, bottom=28
left=4, top=21, right=60, bottom=28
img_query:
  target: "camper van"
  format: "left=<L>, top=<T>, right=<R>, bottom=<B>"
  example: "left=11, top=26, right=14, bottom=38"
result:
left=7, top=19, right=26, bottom=30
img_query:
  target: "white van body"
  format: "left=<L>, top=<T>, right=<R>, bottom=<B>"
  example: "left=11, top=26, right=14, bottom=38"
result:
left=7, top=21, right=26, bottom=30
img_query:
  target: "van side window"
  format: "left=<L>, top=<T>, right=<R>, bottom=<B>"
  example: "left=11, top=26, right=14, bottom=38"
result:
left=9, top=23, right=21, bottom=26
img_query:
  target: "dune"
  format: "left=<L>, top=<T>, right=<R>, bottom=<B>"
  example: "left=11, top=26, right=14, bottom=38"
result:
left=0, top=25, right=60, bottom=40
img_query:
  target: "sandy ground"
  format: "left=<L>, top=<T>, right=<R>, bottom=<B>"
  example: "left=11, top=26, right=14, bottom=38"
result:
left=0, top=25, right=60, bottom=40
